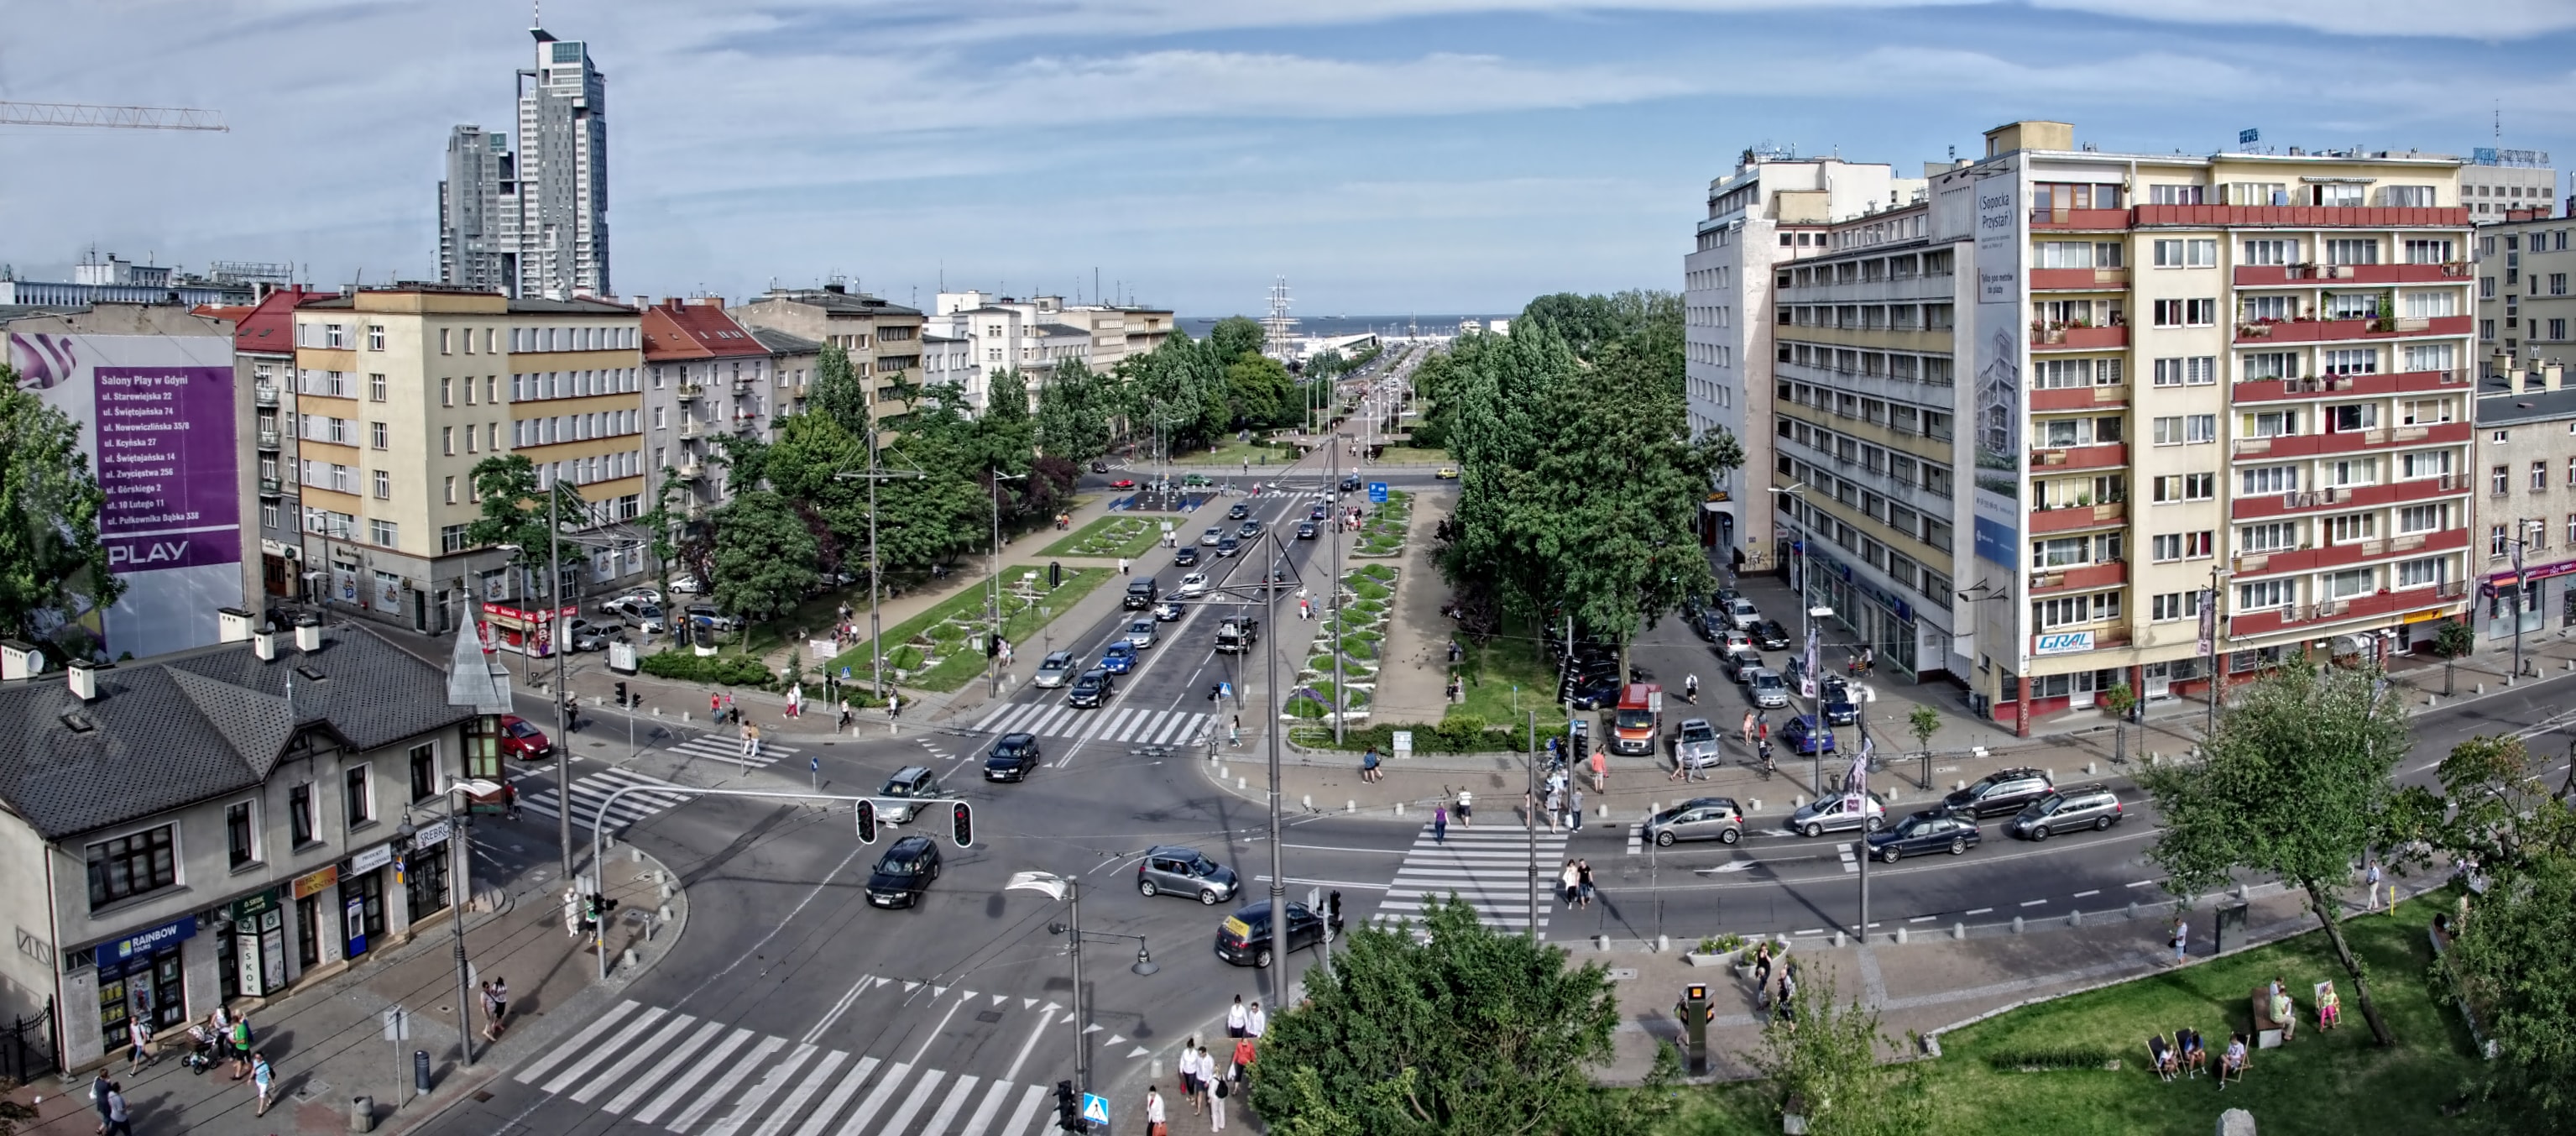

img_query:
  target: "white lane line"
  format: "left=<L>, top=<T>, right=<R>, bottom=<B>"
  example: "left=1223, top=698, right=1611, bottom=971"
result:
left=1907, top=915, right=1937, bottom=924
left=803, top=971, right=875, bottom=1044
left=1794, top=928, right=1826, bottom=935
left=911, top=995, right=969, bottom=1066
left=2018, top=898, right=2049, bottom=908
left=1001, top=1007, right=1059, bottom=1085
left=1963, top=907, right=1994, bottom=916
left=2073, top=889, right=2101, bottom=898
left=1254, top=875, right=1394, bottom=891
left=2127, top=880, right=2159, bottom=888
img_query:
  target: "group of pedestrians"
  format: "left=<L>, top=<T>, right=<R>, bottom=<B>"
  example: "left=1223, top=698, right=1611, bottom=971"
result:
left=1558, top=859, right=1596, bottom=908
left=103, top=1007, right=273, bottom=1128
left=1528, top=770, right=1584, bottom=834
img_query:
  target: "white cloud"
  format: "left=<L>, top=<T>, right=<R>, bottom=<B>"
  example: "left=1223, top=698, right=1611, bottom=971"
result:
left=2030, top=0, right=2576, bottom=39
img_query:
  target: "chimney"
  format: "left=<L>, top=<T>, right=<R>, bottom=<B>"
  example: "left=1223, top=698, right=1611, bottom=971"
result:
left=0, top=641, right=42, bottom=681
left=293, top=615, right=322, bottom=652
left=65, top=660, right=102, bottom=702
left=253, top=626, right=280, bottom=661
left=217, top=606, right=257, bottom=643
left=2549, top=363, right=2566, bottom=390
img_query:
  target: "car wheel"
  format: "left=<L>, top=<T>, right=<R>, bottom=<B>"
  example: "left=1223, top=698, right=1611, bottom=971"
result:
left=2094, top=815, right=2114, bottom=830
left=2030, top=825, right=2051, bottom=841
left=1880, top=845, right=1901, bottom=864
left=1655, top=830, right=1677, bottom=847
left=1200, top=889, right=1221, bottom=906
left=1802, top=822, right=1823, bottom=839
left=1720, top=828, right=1741, bottom=845
left=1254, top=948, right=1273, bottom=969
left=1865, top=816, right=1884, bottom=833
left=1138, top=880, right=1158, bottom=898
left=1949, top=839, right=1967, bottom=856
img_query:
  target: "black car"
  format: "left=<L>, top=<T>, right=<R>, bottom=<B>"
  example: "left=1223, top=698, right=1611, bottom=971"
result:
left=1942, top=767, right=2056, bottom=819
left=1561, top=673, right=1620, bottom=710
left=865, top=835, right=944, bottom=908
left=1236, top=520, right=1262, bottom=539
left=1340, top=474, right=1362, bottom=493
left=1090, top=460, right=1111, bottom=473
left=1296, top=521, right=1319, bottom=540
left=1750, top=619, right=1793, bottom=651
left=985, top=732, right=1042, bottom=783
left=1213, top=899, right=1340, bottom=968
left=1215, top=537, right=1242, bottom=558
left=1819, top=677, right=1859, bottom=726
left=1864, top=810, right=1981, bottom=862
left=1067, top=668, right=1116, bottom=709
left=1173, top=546, right=1201, bottom=568
left=1227, top=503, right=1250, bottom=521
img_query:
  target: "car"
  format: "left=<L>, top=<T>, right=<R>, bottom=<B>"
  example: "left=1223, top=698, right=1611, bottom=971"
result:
left=1183, top=473, right=1210, bottom=487
left=1296, top=521, right=1319, bottom=540
left=600, top=594, right=658, bottom=619
left=1178, top=572, right=1210, bottom=597
left=1309, top=504, right=1328, bottom=522
left=1781, top=715, right=1837, bottom=756
left=1215, top=617, right=1260, bottom=654
left=1215, top=537, right=1243, bottom=558
left=1227, top=503, right=1250, bottom=521
left=876, top=767, right=943, bottom=824
left=1865, top=809, right=1983, bottom=862
left=1136, top=845, right=1241, bottom=905
left=1212, top=899, right=1340, bottom=968
left=1561, top=673, right=1621, bottom=710
left=1111, top=478, right=1136, bottom=489
left=1790, top=792, right=1887, bottom=838
left=1673, top=718, right=1723, bottom=772
left=606, top=600, right=667, bottom=634
left=1688, top=608, right=1722, bottom=641
left=1340, top=474, right=1362, bottom=493
left=865, top=835, right=944, bottom=908
left=499, top=714, right=553, bottom=761
left=985, top=733, right=1043, bottom=782
left=1200, top=527, right=1224, bottom=546
left=1722, top=597, right=1761, bottom=631
left=669, top=573, right=705, bottom=594
left=1090, top=460, right=1111, bottom=473
left=1720, top=647, right=1766, bottom=683
left=1434, top=467, right=1459, bottom=479
left=1153, top=599, right=1184, bottom=622
left=1818, top=677, right=1859, bottom=726
left=1065, top=667, right=1116, bottom=708
left=684, top=604, right=739, bottom=632
left=2007, top=784, right=2124, bottom=840
left=1714, top=586, right=1742, bottom=605
left=1718, top=628, right=1755, bottom=656
left=1643, top=797, right=1744, bottom=846
left=570, top=620, right=623, bottom=652
left=1173, top=547, right=1201, bottom=568
left=1122, top=619, right=1157, bottom=649
left=1750, top=619, right=1793, bottom=652
left=1123, top=578, right=1159, bottom=610
left=1236, top=520, right=1262, bottom=539
left=1032, top=650, right=1081, bottom=688
left=1942, top=767, right=2056, bottom=819
left=1100, top=641, right=1139, bottom=674
left=1748, top=668, right=1790, bottom=708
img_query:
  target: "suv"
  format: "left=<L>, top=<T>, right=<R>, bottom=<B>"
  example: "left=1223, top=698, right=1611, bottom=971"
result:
left=876, top=767, right=943, bottom=824
left=1136, top=845, right=1241, bottom=905
left=2007, top=784, right=2123, bottom=840
left=865, top=835, right=943, bottom=908
left=1124, top=578, right=1160, bottom=610
left=1643, top=797, right=1743, bottom=846
left=984, top=733, right=1042, bottom=782
left=1944, top=767, right=2056, bottom=819
left=1213, top=899, right=1340, bottom=968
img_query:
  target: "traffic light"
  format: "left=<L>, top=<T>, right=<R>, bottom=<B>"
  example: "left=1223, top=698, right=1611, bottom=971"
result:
left=1053, top=1081, right=1080, bottom=1131
left=856, top=798, right=878, bottom=845
left=950, top=801, right=974, bottom=849
left=1328, top=889, right=1342, bottom=923
left=986, top=633, right=1001, bottom=659
left=1572, top=729, right=1589, bottom=763
left=614, top=681, right=630, bottom=707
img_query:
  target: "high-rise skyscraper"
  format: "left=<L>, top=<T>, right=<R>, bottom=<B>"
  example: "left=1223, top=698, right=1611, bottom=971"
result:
left=437, top=19, right=608, bottom=301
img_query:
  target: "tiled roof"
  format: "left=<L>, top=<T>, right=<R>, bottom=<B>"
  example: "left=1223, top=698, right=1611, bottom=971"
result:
left=642, top=301, right=770, bottom=363
left=0, top=623, right=469, bottom=841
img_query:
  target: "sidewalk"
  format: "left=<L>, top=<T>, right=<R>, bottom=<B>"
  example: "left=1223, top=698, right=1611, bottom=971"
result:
left=1367, top=491, right=1455, bottom=725
left=11, top=830, right=687, bottom=1136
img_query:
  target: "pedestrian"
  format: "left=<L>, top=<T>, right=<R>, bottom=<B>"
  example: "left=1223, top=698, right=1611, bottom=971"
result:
left=1742, top=709, right=1756, bottom=746
left=1591, top=747, right=1607, bottom=793
left=504, top=779, right=521, bottom=820
left=90, top=1071, right=112, bottom=1133
left=250, top=1050, right=274, bottom=1117
left=1232, top=1035, right=1256, bottom=1086
left=1119, top=557, right=1130, bottom=576
left=102, top=1081, right=131, bottom=1136
left=2171, top=915, right=2189, bottom=964
left=710, top=692, right=723, bottom=723
left=1578, top=859, right=1596, bottom=908
left=1433, top=804, right=1448, bottom=845
left=1361, top=746, right=1381, bottom=783
left=749, top=721, right=765, bottom=761
left=565, top=887, right=585, bottom=940
left=2365, top=857, right=2385, bottom=912
left=839, top=699, right=854, bottom=730
left=1753, top=942, right=1774, bottom=1003
left=1144, top=1084, right=1167, bottom=1136
left=484, top=976, right=510, bottom=1040
left=1231, top=715, right=1242, bottom=747
left=227, top=1013, right=252, bottom=1080
left=1546, top=788, right=1563, bottom=834
left=1227, top=995, right=1247, bottom=1039
left=126, top=1013, right=154, bottom=1073
left=1456, top=788, right=1473, bottom=827
left=1776, top=971, right=1797, bottom=1024
left=1180, top=1035, right=1202, bottom=1112
left=1246, top=1001, right=1266, bottom=1039
left=1570, top=787, right=1585, bottom=833
left=1205, top=1044, right=1228, bottom=1131
left=1560, top=859, right=1580, bottom=907
left=888, top=691, right=902, bottom=720
left=739, top=722, right=755, bottom=763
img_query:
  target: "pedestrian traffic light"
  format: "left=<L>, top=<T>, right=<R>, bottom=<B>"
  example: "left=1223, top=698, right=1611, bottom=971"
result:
left=614, top=681, right=630, bottom=707
left=856, top=798, right=878, bottom=845
left=951, top=801, right=974, bottom=849
left=1328, top=889, right=1342, bottom=922
left=1053, top=1081, right=1080, bottom=1131
left=986, top=633, right=1001, bottom=659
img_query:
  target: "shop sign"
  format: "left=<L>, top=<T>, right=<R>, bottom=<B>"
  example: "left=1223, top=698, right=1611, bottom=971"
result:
left=226, top=889, right=281, bottom=922
left=349, top=843, right=394, bottom=876
left=93, top=915, right=195, bottom=969
left=410, top=819, right=452, bottom=849
left=2402, top=609, right=2448, bottom=625
left=2032, top=631, right=2095, bottom=656
left=291, top=865, right=339, bottom=900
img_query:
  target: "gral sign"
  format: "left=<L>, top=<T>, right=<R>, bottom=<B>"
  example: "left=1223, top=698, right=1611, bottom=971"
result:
left=2033, top=631, right=2095, bottom=656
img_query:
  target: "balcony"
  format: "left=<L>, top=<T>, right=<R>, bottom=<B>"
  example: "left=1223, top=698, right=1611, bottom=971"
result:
left=2030, top=268, right=2130, bottom=291
left=2229, top=526, right=2469, bottom=579
left=2031, top=324, right=2128, bottom=351
left=2030, top=208, right=2133, bottom=231
left=2229, top=420, right=2472, bottom=459
left=258, top=476, right=282, bottom=495
left=674, top=462, right=704, bottom=481
left=2030, top=442, right=2127, bottom=471
left=2229, top=474, right=2469, bottom=521
left=732, top=414, right=760, bottom=433
left=2030, top=560, right=2127, bottom=594
left=2229, top=368, right=2469, bottom=404
left=679, top=418, right=703, bottom=439
left=2030, top=383, right=2129, bottom=411
left=2234, top=315, right=2471, bottom=344
left=2134, top=204, right=2470, bottom=228
left=676, top=384, right=703, bottom=401
left=2226, top=578, right=2470, bottom=639
left=256, top=428, right=280, bottom=450
left=2232, top=262, right=2473, bottom=287
left=2029, top=501, right=2127, bottom=535
left=253, top=384, right=279, bottom=407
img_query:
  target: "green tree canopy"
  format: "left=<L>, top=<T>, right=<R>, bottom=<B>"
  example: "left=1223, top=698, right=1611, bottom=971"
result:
left=1033, top=358, right=1117, bottom=463
left=809, top=343, right=870, bottom=436
left=2436, top=851, right=2576, bottom=1126
left=1742, top=972, right=1932, bottom=1136
left=1209, top=315, right=1267, bottom=363
left=706, top=489, right=818, bottom=626
left=462, top=454, right=589, bottom=584
left=0, top=374, right=122, bottom=645
left=1224, top=348, right=1294, bottom=429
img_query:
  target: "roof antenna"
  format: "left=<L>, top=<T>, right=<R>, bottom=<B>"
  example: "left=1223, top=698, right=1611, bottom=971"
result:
left=532, top=0, right=541, bottom=29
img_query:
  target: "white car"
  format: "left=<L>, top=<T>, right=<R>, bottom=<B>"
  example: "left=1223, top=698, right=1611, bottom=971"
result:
left=609, top=587, right=663, bottom=608
left=669, top=573, right=705, bottom=594
left=1199, top=527, right=1224, bottom=547
left=1178, top=572, right=1210, bottom=597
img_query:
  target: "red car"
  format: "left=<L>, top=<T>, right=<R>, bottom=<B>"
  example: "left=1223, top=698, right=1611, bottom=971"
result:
left=499, top=715, right=554, bottom=761
left=1111, top=479, right=1136, bottom=489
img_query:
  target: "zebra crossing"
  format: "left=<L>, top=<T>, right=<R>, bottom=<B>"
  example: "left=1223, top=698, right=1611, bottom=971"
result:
left=515, top=766, right=696, bottom=833
left=514, top=995, right=1076, bottom=1135
left=1371, top=825, right=1570, bottom=938
left=664, top=730, right=804, bottom=771
left=970, top=700, right=1211, bottom=747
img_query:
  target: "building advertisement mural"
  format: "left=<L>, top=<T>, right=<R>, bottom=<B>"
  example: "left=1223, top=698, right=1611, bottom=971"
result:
left=1971, top=173, right=2025, bottom=572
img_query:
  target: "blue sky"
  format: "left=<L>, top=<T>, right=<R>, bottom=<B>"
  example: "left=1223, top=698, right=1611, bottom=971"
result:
left=5, top=1, right=2572, bottom=317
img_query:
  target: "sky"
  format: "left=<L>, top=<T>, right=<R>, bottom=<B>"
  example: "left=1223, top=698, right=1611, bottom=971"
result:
left=5, top=1, right=2573, bottom=318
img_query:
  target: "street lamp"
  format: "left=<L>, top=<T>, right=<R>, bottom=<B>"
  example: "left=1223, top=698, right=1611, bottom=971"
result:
left=1006, top=871, right=1158, bottom=1104
left=2204, top=567, right=2231, bottom=741
left=400, top=775, right=498, bottom=1069
left=989, top=472, right=1030, bottom=698
left=495, top=484, right=626, bottom=882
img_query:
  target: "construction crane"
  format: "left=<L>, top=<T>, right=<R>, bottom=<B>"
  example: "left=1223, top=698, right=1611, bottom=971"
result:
left=0, top=102, right=226, bottom=132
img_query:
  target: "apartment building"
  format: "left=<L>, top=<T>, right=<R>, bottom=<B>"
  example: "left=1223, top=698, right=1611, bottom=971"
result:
left=926, top=291, right=1178, bottom=410
left=210, top=287, right=332, bottom=602
left=2469, top=361, right=2576, bottom=649
left=2459, top=151, right=2556, bottom=223
left=729, top=286, right=924, bottom=419
left=2470, top=210, right=2576, bottom=361
left=750, top=327, right=822, bottom=425
left=641, top=297, right=775, bottom=513
left=920, top=332, right=975, bottom=407
left=1686, top=150, right=1922, bottom=571
left=289, top=285, right=646, bottom=637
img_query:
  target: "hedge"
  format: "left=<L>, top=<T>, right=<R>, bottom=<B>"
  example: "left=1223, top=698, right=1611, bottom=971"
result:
left=639, top=650, right=778, bottom=688
left=1295, top=716, right=1574, bottom=755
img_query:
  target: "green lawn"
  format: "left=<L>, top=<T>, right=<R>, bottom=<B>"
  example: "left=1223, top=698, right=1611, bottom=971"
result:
left=822, top=565, right=1111, bottom=693
left=1039, top=515, right=1163, bottom=559
left=1664, top=897, right=2494, bottom=1136
left=1172, top=437, right=1299, bottom=468
left=1450, top=615, right=1564, bottom=728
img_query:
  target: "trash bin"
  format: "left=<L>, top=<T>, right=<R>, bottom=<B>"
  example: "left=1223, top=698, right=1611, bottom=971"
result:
left=2213, top=902, right=2250, bottom=955
left=350, top=1094, right=376, bottom=1132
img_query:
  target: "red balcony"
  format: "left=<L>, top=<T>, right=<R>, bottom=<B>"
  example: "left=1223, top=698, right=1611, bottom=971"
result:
left=2029, top=501, right=2128, bottom=534
left=2030, top=561, right=2127, bottom=594
left=2232, top=263, right=2474, bottom=287
left=2032, top=325, right=2129, bottom=351
left=2234, top=315, right=2471, bottom=344
left=2229, top=474, right=2469, bottom=521
left=2031, top=442, right=2127, bottom=471
left=2030, top=383, right=2130, bottom=411
left=2226, top=578, right=2469, bottom=639
left=2229, top=526, right=2469, bottom=579
left=2030, top=208, right=2134, bottom=231
left=2229, top=420, right=2472, bottom=460
left=2229, top=368, right=2470, bottom=404
left=2030, top=268, right=2132, bottom=291
left=2134, top=204, right=2470, bottom=229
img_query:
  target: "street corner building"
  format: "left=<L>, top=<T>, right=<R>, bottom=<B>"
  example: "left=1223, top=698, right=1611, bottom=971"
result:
left=0, top=610, right=508, bottom=1074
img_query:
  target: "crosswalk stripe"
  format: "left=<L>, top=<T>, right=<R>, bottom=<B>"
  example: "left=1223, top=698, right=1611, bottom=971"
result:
left=1378, top=824, right=1574, bottom=938
left=514, top=999, right=640, bottom=1086
left=693, top=1040, right=812, bottom=1136
left=568, top=1011, right=699, bottom=1103
left=535, top=1004, right=666, bottom=1094
left=599, top=1018, right=729, bottom=1113
left=1004, top=1083, right=1052, bottom=1136
left=1100, top=708, right=1136, bottom=741
left=959, top=1077, right=1019, bottom=1136
left=629, top=1024, right=756, bottom=1123
left=789, top=1055, right=879, bottom=1136
left=739, top=1048, right=842, bottom=1136
left=826, top=1059, right=911, bottom=1135
left=907, top=1071, right=969, bottom=1133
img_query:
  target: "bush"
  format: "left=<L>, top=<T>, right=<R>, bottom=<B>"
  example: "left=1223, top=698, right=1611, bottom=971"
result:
left=638, top=651, right=777, bottom=688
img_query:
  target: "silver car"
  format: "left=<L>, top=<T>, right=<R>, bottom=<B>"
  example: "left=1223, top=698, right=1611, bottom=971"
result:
left=1790, top=792, right=1886, bottom=838
left=1122, top=620, right=1157, bottom=649
left=1200, top=526, right=1224, bottom=546
left=1643, top=797, right=1744, bottom=846
left=2007, top=784, right=2124, bottom=840
left=1032, top=650, right=1080, bottom=688
left=1748, top=668, right=1790, bottom=709
left=1673, top=718, right=1722, bottom=772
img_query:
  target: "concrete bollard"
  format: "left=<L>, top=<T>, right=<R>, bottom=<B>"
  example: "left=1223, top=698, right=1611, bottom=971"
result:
left=658, top=904, right=672, bottom=922
left=651, top=869, right=665, bottom=884
left=2012, top=916, right=2025, bottom=934
left=2045, top=768, right=2055, bottom=783
left=2427, top=694, right=2439, bottom=706
left=660, top=882, right=676, bottom=902
left=1237, top=776, right=1246, bottom=790
left=1595, top=934, right=1610, bottom=950
left=620, top=947, right=639, bottom=970
left=1393, top=802, right=1404, bottom=816
left=1955, top=780, right=1968, bottom=792
left=1657, top=934, right=1670, bottom=953
left=1831, top=930, right=1845, bottom=948
left=1793, top=795, right=1805, bottom=809
left=1345, top=800, right=1356, bottom=814
left=1748, top=799, right=1762, bottom=813
left=632, top=846, right=645, bottom=864
left=2085, top=762, right=2098, bottom=777
left=1953, top=922, right=1966, bottom=940
left=1894, top=927, right=1907, bottom=945
left=1151, top=1057, right=1163, bottom=1081
left=2477, top=683, right=2485, bottom=694
left=1302, top=794, right=1312, bottom=809
left=2069, top=908, right=2082, bottom=927
left=651, top=706, right=661, bottom=717
left=683, top=710, right=691, bottom=722
left=2128, top=902, right=2140, bottom=920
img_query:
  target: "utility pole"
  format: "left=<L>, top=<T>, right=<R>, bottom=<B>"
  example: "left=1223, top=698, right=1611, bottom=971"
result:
left=550, top=485, right=572, bottom=881
left=1526, top=709, right=1538, bottom=940
left=832, top=435, right=922, bottom=703
left=987, top=472, right=1026, bottom=698
left=1263, top=528, right=1293, bottom=1000
left=1330, top=439, right=1345, bottom=743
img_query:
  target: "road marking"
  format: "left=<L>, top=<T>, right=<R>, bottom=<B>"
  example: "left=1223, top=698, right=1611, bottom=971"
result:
left=802, top=1057, right=894, bottom=1136
left=1005, top=1084, right=1053, bottom=1136
left=803, top=971, right=875, bottom=1044
left=567, top=1011, right=698, bottom=1102
left=1001, top=1007, right=1058, bottom=1085
left=911, top=997, right=968, bottom=1066
left=602, top=1018, right=737, bottom=1113
left=922, top=1074, right=981, bottom=1134
left=1907, top=915, right=1938, bottom=923
left=959, top=1077, right=1019, bottom=1136
left=634, top=1028, right=766, bottom=1125
left=2127, top=880, right=2160, bottom=888
left=514, top=999, right=641, bottom=1088
left=1278, top=842, right=1408, bottom=855
left=1963, top=908, right=1994, bottom=916
left=1794, top=928, right=1826, bottom=935
left=878, top=1068, right=948, bottom=1134
left=696, top=1042, right=822, bottom=1136
left=1254, top=875, right=1393, bottom=891
left=2019, top=898, right=2049, bottom=908
left=2072, top=889, right=2101, bottom=898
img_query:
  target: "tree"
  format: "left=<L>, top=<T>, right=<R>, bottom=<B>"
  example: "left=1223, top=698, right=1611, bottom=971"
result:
left=463, top=455, right=588, bottom=596
left=2432, top=616, right=2476, bottom=695
left=1906, top=705, right=1941, bottom=755
left=0, top=374, right=122, bottom=645
left=2433, top=851, right=2576, bottom=1126
left=1248, top=896, right=1677, bottom=1135
left=1224, top=349, right=1294, bottom=430
left=809, top=343, right=870, bottom=436
left=706, top=490, right=818, bottom=633
left=1033, top=358, right=1116, bottom=463
left=1740, top=974, right=1932, bottom=1136
left=1209, top=315, right=1267, bottom=364
left=2139, top=663, right=2409, bottom=1044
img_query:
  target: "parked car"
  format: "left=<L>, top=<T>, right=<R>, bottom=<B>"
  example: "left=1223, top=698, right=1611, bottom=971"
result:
left=865, top=835, right=943, bottom=908
left=1673, top=717, right=1723, bottom=772
left=1790, top=792, right=1886, bottom=838
left=1781, top=714, right=1837, bottom=756
left=1720, top=647, right=1766, bottom=683
left=1123, top=619, right=1157, bottom=648
left=1865, top=809, right=1982, bottom=862
left=1100, top=641, right=1138, bottom=674
left=1067, top=668, right=1116, bottom=709
left=875, top=767, right=943, bottom=824
left=1643, top=797, right=1745, bottom=846
left=600, top=594, right=656, bottom=620
left=1178, top=572, right=1210, bottom=597
left=1090, top=460, right=1111, bottom=473
left=1200, top=527, right=1224, bottom=546
left=1212, top=899, right=1340, bottom=969
left=1819, top=677, right=1859, bottom=726
left=684, top=604, right=739, bottom=632
left=1434, top=467, right=1459, bottom=479
left=1032, top=650, right=1081, bottom=688
left=1173, top=546, right=1201, bottom=568
left=1152, top=599, right=1184, bottom=622
left=1561, top=673, right=1621, bottom=710
left=499, top=714, right=552, bottom=761
left=984, top=733, right=1043, bottom=783
left=1722, top=597, right=1762, bottom=631
left=1749, top=619, right=1793, bottom=652
left=1688, top=608, right=1722, bottom=641
left=606, top=600, right=666, bottom=635
left=669, top=573, right=705, bottom=594
left=569, top=620, right=622, bottom=652
left=1718, top=628, right=1755, bottom=656
left=1136, top=845, right=1241, bottom=905
left=2006, top=784, right=2123, bottom=840
left=1228, top=502, right=1250, bottom=520
left=1942, top=767, right=2056, bottom=819
left=1748, top=669, right=1790, bottom=708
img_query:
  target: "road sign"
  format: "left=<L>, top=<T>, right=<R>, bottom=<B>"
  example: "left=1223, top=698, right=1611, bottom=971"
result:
left=1367, top=481, right=1389, bottom=504
left=1082, top=1092, right=1111, bottom=1124
left=382, top=1006, right=410, bottom=1041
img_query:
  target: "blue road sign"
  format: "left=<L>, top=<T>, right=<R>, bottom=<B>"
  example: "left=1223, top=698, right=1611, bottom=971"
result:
left=1218, top=680, right=1235, bottom=701
left=1367, top=481, right=1389, bottom=504
left=1082, top=1092, right=1111, bottom=1124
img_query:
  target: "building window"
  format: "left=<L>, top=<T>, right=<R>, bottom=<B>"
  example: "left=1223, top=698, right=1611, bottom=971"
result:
left=368, top=372, right=387, bottom=401
left=441, top=377, right=454, bottom=407
left=366, top=325, right=385, bottom=351
left=409, top=743, right=438, bottom=804
left=370, top=518, right=399, bottom=547
left=2493, top=524, right=2511, bottom=556
left=445, top=475, right=457, bottom=505
left=373, top=469, right=391, bottom=499
left=440, top=328, right=452, bottom=355
left=2536, top=462, right=2551, bottom=492
left=2238, top=578, right=2295, bottom=610
left=2494, top=465, right=2511, bottom=495
left=442, top=524, right=473, bottom=553
left=442, top=427, right=455, bottom=457
left=226, top=801, right=257, bottom=869
left=85, top=825, right=177, bottom=909
left=371, top=421, right=389, bottom=449
left=2150, top=591, right=2202, bottom=621
left=2152, top=239, right=2218, bottom=268
left=345, top=765, right=374, bottom=827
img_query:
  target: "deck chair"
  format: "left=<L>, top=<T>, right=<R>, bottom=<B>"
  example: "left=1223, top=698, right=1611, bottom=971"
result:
left=2176, top=1029, right=2207, bottom=1078
left=2146, top=1034, right=2177, bottom=1081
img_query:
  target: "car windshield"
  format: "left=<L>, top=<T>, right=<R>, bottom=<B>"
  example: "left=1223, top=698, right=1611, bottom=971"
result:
left=882, top=778, right=919, bottom=798
left=509, top=720, right=540, bottom=737
left=875, top=855, right=923, bottom=877
left=1680, top=724, right=1716, bottom=744
left=1898, top=817, right=1938, bottom=836
left=1614, top=709, right=1653, bottom=730
left=2034, top=793, right=2067, bottom=814
left=1967, top=776, right=2003, bottom=795
left=1042, top=652, right=1072, bottom=668
left=1753, top=674, right=1783, bottom=690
